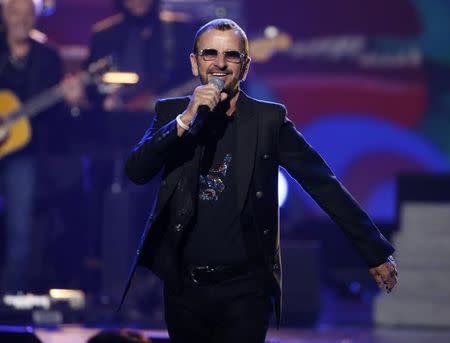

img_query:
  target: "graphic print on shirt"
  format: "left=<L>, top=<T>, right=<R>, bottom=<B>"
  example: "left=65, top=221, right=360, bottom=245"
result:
left=199, top=153, right=232, bottom=201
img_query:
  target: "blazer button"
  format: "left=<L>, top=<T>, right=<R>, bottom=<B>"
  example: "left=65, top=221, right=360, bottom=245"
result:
left=175, top=223, right=183, bottom=232
left=263, top=228, right=270, bottom=235
left=273, top=263, right=280, bottom=271
left=256, top=191, right=263, bottom=199
left=263, top=154, right=270, bottom=160
left=161, top=180, right=167, bottom=187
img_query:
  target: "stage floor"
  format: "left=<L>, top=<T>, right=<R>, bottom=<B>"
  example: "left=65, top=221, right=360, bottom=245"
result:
left=28, top=325, right=450, bottom=343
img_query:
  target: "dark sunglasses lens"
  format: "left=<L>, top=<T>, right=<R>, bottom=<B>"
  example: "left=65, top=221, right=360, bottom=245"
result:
left=202, top=49, right=218, bottom=60
left=225, top=51, right=242, bottom=62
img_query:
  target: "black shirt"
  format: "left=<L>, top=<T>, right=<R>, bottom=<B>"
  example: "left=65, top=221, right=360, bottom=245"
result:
left=0, top=54, right=29, bottom=101
left=182, top=112, right=249, bottom=266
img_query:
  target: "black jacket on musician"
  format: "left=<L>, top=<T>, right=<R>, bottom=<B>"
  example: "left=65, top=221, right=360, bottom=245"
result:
left=84, top=12, right=195, bottom=108
left=0, top=31, right=67, bottom=156
left=122, top=90, right=395, bottom=324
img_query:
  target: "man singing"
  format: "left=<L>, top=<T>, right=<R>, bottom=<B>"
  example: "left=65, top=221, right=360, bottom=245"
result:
left=123, top=18, right=398, bottom=343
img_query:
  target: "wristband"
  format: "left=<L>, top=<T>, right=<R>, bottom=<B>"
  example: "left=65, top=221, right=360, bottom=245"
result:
left=176, top=114, right=191, bottom=131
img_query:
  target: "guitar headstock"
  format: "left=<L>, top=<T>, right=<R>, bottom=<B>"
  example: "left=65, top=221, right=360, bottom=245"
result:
left=250, top=32, right=293, bottom=63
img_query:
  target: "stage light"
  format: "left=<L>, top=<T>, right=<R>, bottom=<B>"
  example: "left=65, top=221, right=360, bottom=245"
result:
left=278, top=171, right=288, bottom=207
left=264, top=25, right=280, bottom=39
left=49, top=289, right=85, bottom=310
left=2, top=294, right=50, bottom=310
left=102, top=72, right=139, bottom=85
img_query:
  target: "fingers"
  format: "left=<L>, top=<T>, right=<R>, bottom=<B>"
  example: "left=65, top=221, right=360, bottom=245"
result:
left=370, top=258, right=399, bottom=294
left=382, top=271, right=398, bottom=293
left=370, top=269, right=386, bottom=290
left=387, top=255, right=398, bottom=276
left=192, top=84, right=222, bottom=112
left=384, top=256, right=398, bottom=292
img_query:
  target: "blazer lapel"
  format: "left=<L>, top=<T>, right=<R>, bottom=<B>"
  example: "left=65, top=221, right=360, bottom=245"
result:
left=234, top=91, right=258, bottom=211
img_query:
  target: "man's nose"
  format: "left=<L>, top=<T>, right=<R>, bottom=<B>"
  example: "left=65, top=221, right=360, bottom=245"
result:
left=214, top=52, right=227, bottom=68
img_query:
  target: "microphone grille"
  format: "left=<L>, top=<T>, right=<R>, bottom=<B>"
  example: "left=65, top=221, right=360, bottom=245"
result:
left=209, top=77, right=225, bottom=91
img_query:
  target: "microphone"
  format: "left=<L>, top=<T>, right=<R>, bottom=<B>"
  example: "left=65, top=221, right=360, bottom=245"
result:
left=190, top=77, right=225, bottom=135
left=196, top=77, right=225, bottom=114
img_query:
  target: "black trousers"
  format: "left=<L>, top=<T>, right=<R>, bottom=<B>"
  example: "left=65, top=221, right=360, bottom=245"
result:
left=164, top=271, right=273, bottom=343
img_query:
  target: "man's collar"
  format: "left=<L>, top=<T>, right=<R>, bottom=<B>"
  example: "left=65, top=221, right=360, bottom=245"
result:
left=235, top=90, right=255, bottom=121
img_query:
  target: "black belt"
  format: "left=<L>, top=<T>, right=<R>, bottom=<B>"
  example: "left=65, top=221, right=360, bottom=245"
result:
left=186, top=262, right=264, bottom=286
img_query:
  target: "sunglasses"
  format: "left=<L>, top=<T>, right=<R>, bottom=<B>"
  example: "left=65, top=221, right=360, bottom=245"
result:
left=196, top=49, right=247, bottom=64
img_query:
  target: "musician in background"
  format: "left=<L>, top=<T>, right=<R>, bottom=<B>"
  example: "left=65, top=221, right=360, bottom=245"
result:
left=85, top=0, right=196, bottom=111
left=0, top=0, right=81, bottom=293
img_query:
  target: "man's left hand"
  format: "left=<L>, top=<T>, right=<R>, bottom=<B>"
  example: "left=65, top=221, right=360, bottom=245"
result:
left=369, top=255, right=398, bottom=293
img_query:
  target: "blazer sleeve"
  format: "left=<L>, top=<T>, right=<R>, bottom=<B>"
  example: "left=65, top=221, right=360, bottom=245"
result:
left=124, top=100, right=182, bottom=184
left=276, top=108, right=394, bottom=268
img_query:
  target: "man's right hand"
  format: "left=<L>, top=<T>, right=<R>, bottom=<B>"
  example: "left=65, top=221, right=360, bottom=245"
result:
left=177, top=83, right=227, bottom=136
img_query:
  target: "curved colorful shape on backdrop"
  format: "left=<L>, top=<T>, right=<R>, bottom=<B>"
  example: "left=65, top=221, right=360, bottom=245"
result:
left=293, top=116, right=450, bottom=220
left=267, top=74, right=427, bottom=129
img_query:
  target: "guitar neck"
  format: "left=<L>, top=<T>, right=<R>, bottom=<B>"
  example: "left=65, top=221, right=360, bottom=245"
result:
left=7, top=85, right=64, bottom=124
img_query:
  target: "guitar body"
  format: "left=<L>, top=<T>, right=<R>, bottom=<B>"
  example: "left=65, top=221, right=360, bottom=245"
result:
left=0, top=90, right=32, bottom=160
left=0, top=58, right=112, bottom=160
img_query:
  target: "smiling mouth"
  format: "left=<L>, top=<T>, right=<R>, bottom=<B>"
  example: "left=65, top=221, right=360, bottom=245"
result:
left=211, top=72, right=229, bottom=77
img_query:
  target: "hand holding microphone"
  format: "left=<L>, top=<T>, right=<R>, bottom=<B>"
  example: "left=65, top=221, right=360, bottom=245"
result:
left=176, top=78, right=226, bottom=136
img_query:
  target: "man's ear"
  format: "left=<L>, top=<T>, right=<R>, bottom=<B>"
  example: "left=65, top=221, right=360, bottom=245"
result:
left=240, top=57, right=251, bottom=81
left=190, top=53, right=199, bottom=77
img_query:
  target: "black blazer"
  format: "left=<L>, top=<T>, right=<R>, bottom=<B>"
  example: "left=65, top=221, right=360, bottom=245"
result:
left=122, top=91, right=395, bottom=323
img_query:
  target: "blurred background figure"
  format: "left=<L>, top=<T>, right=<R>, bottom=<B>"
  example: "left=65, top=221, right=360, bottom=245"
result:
left=84, top=0, right=196, bottom=112
left=0, top=0, right=82, bottom=293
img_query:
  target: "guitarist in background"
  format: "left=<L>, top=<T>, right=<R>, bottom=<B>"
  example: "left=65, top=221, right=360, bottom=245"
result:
left=0, top=0, right=82, bottom=293
left=85, top=0, right=196, bottom=111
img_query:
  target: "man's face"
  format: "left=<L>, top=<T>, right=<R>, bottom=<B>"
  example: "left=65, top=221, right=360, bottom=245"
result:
left=3, top=0, right=36, bottom=42
left=122, top=0, right=153, bottom=17
left=190, top=29, right=250, bottom=95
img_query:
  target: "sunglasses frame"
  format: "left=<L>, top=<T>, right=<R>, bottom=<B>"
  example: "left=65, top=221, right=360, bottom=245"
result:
left=196, top=48, right=247, bottom=63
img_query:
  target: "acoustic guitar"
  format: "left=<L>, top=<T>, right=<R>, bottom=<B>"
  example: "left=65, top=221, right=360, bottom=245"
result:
left=0, top=58, right=110, bottom=160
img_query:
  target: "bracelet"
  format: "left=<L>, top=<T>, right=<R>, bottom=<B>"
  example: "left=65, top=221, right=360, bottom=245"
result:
left=176, top=114, right=191, bottom=131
